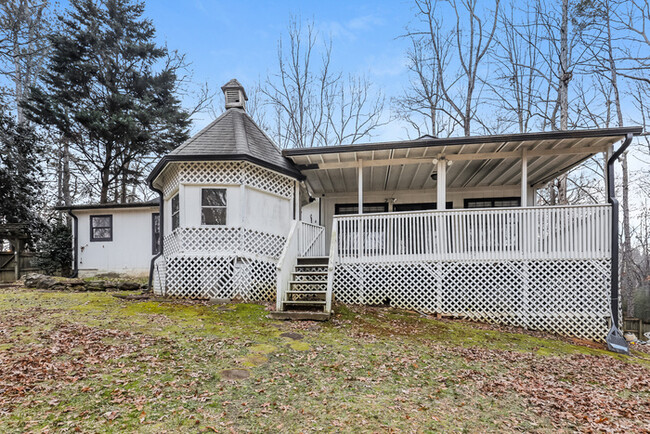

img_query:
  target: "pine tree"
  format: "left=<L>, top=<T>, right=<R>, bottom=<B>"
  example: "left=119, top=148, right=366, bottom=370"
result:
left=0, top=105, right=43, bottom=233
left=25, top=0, right=190, bottom=203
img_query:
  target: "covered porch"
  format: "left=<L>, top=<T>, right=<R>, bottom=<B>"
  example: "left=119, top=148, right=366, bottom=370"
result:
left=276, top=127, right=641, bottom=340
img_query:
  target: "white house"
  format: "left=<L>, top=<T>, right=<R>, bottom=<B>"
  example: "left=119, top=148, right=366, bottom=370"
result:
left=66, top=79, right=643, bottom=343
left=59, top=201, right=160, bottom=277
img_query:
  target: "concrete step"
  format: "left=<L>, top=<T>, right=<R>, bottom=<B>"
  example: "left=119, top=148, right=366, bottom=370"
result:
left=283, top=300, right=326, bottom=305
left=269, top=311, right=331, bottom=321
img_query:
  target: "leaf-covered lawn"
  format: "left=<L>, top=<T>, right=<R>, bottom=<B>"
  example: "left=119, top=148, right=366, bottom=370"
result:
left=0, top=287, right=649, bottom=433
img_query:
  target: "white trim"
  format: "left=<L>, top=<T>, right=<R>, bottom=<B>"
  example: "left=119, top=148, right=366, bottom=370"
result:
left=436, top=158, right=446, bottom=210
left=358, top=160, right=364, bottom=214
left=521, top=148, right=528, bottom=208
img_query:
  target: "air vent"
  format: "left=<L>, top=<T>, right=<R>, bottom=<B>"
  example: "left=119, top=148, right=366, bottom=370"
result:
left=226, top=90, right=239, bottom=104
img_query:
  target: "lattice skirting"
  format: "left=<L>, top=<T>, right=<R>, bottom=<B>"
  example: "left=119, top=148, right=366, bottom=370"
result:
left=332, top=259, right=611, bottom=341
left=160, top=254, right=277, bottom=301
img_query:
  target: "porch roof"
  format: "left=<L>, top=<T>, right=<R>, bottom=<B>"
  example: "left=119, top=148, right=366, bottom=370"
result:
left=283, top=127, right=642, bottom=195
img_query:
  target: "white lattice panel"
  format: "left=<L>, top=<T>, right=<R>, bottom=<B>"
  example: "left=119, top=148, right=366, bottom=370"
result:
left=164, top=254, right=276, bottom=300
left=245, top=164, right=293, bottom=198
left=332, top=259, right=611, bottom=341
left=179, top=161, right=243, bottom=185
left=161, top=164, right=181, bottom=198
left=156, top=161, right=293, bottom=199
left=163, top=227, right=285, bottom=259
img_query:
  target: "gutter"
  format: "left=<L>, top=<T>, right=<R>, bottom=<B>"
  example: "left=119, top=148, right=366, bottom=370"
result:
left=67, top=209, right=79, bottom=278
left=607, top=132, right=634, bottom=329
left=147, top=183, right=164, bottom=293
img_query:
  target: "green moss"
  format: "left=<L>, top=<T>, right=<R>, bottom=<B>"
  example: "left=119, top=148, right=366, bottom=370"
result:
left=249, top=343, right=277, bottom=354
left=288, top=341, right=311, bottom=351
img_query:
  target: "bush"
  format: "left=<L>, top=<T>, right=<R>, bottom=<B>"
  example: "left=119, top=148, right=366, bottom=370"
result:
left=36, top=223, right=72, bottom=276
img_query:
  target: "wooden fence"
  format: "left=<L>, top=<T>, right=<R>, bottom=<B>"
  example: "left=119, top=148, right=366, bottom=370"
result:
left=0, top=251, right=40, bottom=283
left=622, top=317, right=650, bottom=340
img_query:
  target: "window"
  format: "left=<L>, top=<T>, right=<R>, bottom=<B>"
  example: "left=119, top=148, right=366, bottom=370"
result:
left=464, top=197, right=521, bottom=209
left=90, top=215, right=112, bottom=241
left=393, top=202, right=453, bottom=212
left=171, top=194, right=180, bottom=230
left=335, top=203, right=388, bottom=215
left=201, top=188, right=227, bottom=225
left=152, top=213, right=161, bottom=255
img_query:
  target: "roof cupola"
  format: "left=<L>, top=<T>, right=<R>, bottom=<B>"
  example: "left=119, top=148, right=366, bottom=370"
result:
left=221, top=79, right=248, bottom=110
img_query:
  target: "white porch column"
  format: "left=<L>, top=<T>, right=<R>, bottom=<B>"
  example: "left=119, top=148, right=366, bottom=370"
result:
left=604, top=147, right=612, bottom=196
left=521, top=148, right=528, bottom=207
left=358, top=159, right=364, bottom=214
left=436, top=158, right=446, bottom=210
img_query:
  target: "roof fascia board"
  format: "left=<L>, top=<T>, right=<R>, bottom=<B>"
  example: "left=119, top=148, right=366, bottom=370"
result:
left=283, top=126, right=643, bottom=157
left=55, top=203, right=159, bottom=211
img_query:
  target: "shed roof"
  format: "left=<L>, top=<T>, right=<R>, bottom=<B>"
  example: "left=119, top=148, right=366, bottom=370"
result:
left=283, top=127, right=642, bottom=195
left=148, top=108, right=302, bottom=184
left=54, top=199, right=159, bottom=212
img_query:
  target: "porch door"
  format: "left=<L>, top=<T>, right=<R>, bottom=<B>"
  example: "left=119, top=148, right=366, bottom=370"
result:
left=464, top=197, right=522, bottom=251
left=335, top=203, right=388, bottom=257
left=393, top=202, right=453, bottom=212
left=393, top=203, right=454, bottom=255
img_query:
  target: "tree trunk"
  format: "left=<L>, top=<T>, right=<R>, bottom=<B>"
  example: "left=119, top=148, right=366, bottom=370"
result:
left=622, top=151, right=634, bottom=316
left=559, top=0, right=569, bottom=131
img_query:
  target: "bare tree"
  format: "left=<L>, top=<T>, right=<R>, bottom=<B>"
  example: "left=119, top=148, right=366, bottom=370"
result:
left=613, top=0, right=650, bottom=85
left=488, top=2, right=546, bottom=133
left=261, top=18, right=385, bottom=148
left=401, top=0, right=500, bottom=137
left=394, top=19, right=455, bottom=137
left=0, top=0, right=51, bottom=124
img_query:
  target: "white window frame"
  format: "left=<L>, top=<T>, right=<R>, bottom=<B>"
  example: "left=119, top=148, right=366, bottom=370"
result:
left=201, top=188, right=227, bottom=226
left=171, top=194, right=180, bottom=231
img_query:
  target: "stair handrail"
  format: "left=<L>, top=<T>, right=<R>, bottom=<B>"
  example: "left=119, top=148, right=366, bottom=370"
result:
left=299, top=221, right=326, bottom=257
left=276, top=220, right=300, bottom=311
left=325, top=224, right=339, bottom=314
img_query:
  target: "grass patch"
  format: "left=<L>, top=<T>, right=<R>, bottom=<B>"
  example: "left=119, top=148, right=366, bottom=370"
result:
left=0, top=287, right=648, bottom=432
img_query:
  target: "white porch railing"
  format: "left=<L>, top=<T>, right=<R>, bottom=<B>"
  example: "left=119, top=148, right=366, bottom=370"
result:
left=298, top=221, right=326, bottom=257
left=276, top=220, right=300, bottom=311
left=325, top=225, right=338, bottom=314
left=333, top=204, right=611, bottom=263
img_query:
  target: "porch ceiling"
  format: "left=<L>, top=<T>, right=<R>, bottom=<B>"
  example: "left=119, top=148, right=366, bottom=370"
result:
left=283, top=127, right=642, bottom=195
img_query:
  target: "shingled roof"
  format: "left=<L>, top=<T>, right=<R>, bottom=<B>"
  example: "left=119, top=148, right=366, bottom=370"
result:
left=148, top=83, right=302, bottom=185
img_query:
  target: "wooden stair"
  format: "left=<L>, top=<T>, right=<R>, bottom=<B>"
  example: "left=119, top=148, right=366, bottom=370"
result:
left=270, top=256, right=331, bottom=321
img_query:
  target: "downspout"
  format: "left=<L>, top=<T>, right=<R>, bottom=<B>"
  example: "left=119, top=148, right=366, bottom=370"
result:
left=607, top=133, right=633, bottom=329
left=148, top=185, right=164, bottom=292
left=67, top=209, right=78, bottom=278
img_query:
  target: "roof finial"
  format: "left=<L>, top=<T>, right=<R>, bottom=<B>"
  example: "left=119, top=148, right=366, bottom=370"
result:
left=221, top=79, right=248, bottom=110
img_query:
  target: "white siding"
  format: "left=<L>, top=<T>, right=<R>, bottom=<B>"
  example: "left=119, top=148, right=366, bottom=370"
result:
left=301, top=199, right=320, bottom=225
left=244, top=187, right=292, bottom=236
left=75, top=207, right=157, bottom=276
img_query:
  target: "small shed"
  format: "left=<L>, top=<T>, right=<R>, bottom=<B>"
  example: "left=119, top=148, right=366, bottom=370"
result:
left=57, top=201, right=160, bottom=277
